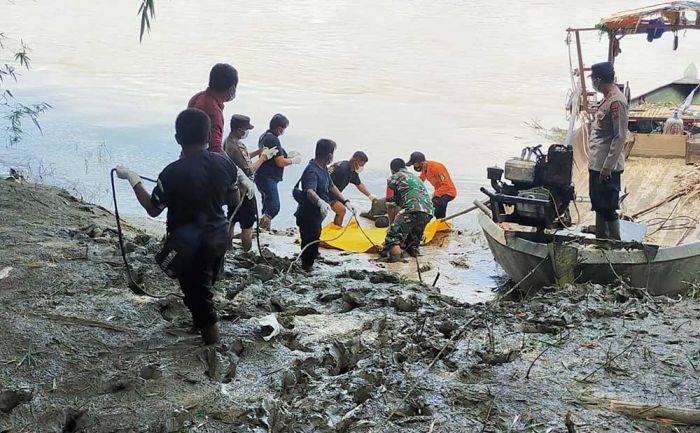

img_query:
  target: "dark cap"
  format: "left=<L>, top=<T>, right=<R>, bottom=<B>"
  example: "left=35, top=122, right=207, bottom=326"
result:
left=390, top=158, right=406, bottom=172
left=406, top=151, right=426, bottom=166
left=230, top=114, right=254, bottom=130
left=590, top=61, right=615, bottom=79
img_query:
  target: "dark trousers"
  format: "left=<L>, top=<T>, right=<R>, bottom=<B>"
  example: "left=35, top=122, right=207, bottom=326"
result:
left=432, top=195, right=454, bottom=219
left=589, top=170, right=622, bottom=221
left=177, top=247, right=224, bottom=329
left=255, top=176, right=281, bottom=218
left=296, top=206, right=323, bottom=268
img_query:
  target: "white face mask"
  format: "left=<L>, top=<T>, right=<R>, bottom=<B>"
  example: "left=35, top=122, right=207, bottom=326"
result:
left=227, top=87, right=236, bottom=102
left=355, top=165, right=364, bottom=173
left=241, top=130, right=249, bottom=140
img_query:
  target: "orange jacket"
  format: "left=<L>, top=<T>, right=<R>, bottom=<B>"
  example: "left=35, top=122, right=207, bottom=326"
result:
left=420, top=160, right=457, bottom=198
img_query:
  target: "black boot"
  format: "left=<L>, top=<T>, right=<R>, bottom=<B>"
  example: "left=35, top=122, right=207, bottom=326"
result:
left=595, top=213, right=608, bottom=239
left=607, top=219, right=621, bottom=241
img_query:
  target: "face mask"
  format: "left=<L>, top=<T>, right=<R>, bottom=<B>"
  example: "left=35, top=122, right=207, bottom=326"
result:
left=227, top=87, right=236, bottom=102
left=241, top=130, right=249, bottom=140
left=413, top=165, right=422, bottom=172
left=355, top=165, right=364, bottom=173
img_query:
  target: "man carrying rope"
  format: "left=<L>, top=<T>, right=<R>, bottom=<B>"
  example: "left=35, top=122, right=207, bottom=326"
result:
left=382, top=158, right=434, bottom=262
left=294, top=139, right=356, bottom=272
left=588, top=61, right=628, bottom=240
left=114, top=108, right=237, bottom=345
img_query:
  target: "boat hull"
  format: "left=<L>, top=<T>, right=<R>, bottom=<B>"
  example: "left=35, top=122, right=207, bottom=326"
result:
left=478, top=212, right=700, bottom=296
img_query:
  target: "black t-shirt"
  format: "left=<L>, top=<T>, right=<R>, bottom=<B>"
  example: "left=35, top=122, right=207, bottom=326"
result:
left=329, top=160, right=361, bottom=192
left=151, top=151, right=237, bottom=239
left=256, top=130, right=288, bottom=182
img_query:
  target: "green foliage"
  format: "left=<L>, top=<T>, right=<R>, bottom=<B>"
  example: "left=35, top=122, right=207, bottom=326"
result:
left=138, top=0, right=156, bottom=42
left=0, top=32, right=51, bottom=146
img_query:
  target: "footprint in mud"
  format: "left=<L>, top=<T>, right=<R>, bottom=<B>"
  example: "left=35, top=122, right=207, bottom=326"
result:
left=61, top=408, right=88, bottom=433
left=0, top=389, right=33, bottom=413
left=323, top=339, right=367, bottom=376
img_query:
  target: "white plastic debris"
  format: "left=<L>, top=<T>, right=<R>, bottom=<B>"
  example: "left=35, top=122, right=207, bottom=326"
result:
left=0, top=267, right=13, bottom=280
left=258, top=314, right=282, bottom=341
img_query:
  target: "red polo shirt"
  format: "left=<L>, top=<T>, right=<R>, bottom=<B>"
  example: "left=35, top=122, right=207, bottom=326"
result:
left=188, top=89, right=226, bottom=155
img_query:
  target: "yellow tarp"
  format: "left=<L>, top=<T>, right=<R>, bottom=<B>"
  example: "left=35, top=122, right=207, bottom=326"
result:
left=319, top=219, right=453, bottom=253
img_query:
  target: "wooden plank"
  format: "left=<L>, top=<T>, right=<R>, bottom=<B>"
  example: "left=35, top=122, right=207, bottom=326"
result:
left=687, top=139, right=700, bottom=164
left=630, top=134, right=686, bottom=158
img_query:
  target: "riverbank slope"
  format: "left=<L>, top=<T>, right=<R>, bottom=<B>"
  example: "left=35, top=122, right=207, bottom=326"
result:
left=0, top=178, right=699, bottom=432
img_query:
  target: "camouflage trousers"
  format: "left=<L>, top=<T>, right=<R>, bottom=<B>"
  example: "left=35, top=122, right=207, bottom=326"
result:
left=384, top=211, right=432, bottom=251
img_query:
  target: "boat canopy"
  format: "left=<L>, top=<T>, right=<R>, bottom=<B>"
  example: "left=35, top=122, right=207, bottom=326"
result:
left=598, top=1, right=700, bottom=33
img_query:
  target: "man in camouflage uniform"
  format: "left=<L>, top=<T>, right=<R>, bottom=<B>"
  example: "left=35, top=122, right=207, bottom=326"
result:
left=383, top=158, right=434, bottom=261
left=588, top=61, right=628, bottom=240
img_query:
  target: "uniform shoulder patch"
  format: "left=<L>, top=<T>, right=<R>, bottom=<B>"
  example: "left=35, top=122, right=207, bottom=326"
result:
left=610, top=101, right=621, bottom=118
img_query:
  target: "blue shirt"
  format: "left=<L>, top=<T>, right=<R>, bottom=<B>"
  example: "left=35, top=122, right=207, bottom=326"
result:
left=300, top=159, right=332, bottom=203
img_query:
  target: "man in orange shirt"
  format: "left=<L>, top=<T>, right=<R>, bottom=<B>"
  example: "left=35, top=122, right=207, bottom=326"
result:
left=406, top=151, right=457, bottom=219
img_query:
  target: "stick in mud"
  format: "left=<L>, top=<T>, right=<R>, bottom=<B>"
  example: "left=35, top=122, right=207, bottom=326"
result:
left=578, top=336, right=638, bottom=382
left=525, top=345, right=552, bottom=380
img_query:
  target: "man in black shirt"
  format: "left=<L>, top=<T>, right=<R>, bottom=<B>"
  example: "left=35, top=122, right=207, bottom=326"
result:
left=255, top=114, right=302, bottom=229
left=115, top=108, right=237, bottom=345
left=328, top=150, right=377, bottom=226
left=295, top=139, right=354, bottom=272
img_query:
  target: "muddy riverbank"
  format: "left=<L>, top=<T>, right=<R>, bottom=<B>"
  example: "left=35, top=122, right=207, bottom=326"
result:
left=1, top=178, right=699, bottom=432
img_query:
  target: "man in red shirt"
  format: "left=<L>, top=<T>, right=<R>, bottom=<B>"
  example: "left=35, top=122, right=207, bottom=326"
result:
left=188, top=63, right=238, bottom=155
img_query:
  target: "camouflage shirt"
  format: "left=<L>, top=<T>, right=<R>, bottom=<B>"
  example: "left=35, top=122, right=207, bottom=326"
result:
left=386, top=168, right=434, bottom=215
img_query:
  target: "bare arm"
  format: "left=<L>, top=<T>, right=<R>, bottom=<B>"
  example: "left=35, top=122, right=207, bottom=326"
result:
left=249, top=148, right=262, bottom=158
left=251, top=154, right=270, bottom=173
left=274, top=155, right=294, bottom=168
left=356, top=183, right=371, bottom=197
left=306, top=188, right=322, bottom=205
left=133, top=183, right=163, bottom=218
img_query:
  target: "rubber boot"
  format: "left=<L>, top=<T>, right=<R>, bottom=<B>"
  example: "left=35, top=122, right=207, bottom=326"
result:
left=201, top=323, right=220, bottom=345
left=595, top=213, right=608, bottom=239
left=607, top=219, right=621, bottom=241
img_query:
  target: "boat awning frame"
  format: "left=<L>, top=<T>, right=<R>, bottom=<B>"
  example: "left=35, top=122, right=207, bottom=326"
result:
left=567, top=2, right=700, bottom=115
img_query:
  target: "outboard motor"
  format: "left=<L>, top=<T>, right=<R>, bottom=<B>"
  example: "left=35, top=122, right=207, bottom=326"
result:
left=482, top=144, right=575, bottom=230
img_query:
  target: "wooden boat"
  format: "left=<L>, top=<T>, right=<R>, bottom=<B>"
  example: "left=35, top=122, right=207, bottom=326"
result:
left=478, top=2, right=700, bottom=296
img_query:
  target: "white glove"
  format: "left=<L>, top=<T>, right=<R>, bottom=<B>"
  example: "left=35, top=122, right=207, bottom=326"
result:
left=317, top=200, right=331, bottom=219
left=236, top=170, right=258, bottom=200
left=115, top=165, right=141, bottom=188
left=291, top=156, right=302, bottom=165
left=287, top=150, right=301, bottom=159
left=368, top=194, right=377, bottom=202
left=261, top=147, right=279, bottom=160
left=345, top=200, right=358, bottom=216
